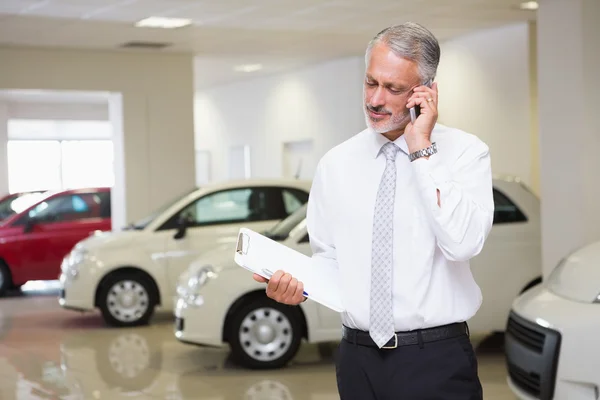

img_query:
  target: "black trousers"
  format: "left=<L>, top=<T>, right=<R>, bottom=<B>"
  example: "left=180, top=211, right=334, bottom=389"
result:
left=335, top=330, right=483, bottom=400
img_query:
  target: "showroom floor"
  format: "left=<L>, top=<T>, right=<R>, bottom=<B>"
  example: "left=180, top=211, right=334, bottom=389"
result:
left=0, top=283, right=516, bottom=400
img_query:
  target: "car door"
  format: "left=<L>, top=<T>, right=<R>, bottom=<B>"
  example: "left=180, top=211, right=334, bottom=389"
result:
left=468, top=186, right=541, bottom=333
left=15, top=191, right=111, bottom=281
left=161, top=186, right=306, bottom=296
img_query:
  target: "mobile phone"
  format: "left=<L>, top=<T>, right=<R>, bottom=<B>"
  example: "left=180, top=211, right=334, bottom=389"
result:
left=409, top=79, right=434, bottom=123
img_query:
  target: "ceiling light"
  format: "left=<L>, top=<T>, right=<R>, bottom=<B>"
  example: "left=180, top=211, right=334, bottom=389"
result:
left=519, top=1, right=539, bottom=10
left=233, top=64, right=263, bottom=73
left=135, top=17, right=192, bottom=29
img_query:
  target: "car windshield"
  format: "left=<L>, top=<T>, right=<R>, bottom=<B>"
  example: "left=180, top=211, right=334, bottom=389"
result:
left=265, top=203, right=307, bottom=240
left=126, top=187, right=199, bottom=230
left=0, top=192, right=46, bottom=220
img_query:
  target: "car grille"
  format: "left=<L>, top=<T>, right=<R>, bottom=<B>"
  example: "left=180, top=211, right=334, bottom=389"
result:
left=507, top=316, right=545, bottom=353
left=507, top=362, right=541, bottom=397
left=505, top=311, right=561, bottom=400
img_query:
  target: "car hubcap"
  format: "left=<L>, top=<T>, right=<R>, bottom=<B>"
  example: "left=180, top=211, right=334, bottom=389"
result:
left=244, top=380, right=293, bottom=399
left=239, top=307, right=293, bottom=362
left=106, top=280, right=149, bottom=323
left=108, top=333, right=150, bottom=378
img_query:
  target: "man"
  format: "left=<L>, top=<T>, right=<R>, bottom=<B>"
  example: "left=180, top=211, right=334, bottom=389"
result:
left=253, top=22, right=493, bottom=399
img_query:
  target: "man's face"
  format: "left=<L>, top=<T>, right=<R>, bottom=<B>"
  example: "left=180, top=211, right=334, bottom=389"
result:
left=363, top=42, right=422, bottom=135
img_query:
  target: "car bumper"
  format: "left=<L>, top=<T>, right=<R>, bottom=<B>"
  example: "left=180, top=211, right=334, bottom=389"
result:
left=58, top=271, right=95, bottom=312
left=506, top=285, right=600, bottom=400
left=174, top=297, right=226, bottom=348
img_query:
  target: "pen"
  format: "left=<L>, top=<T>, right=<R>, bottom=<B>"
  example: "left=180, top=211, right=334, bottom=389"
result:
left=262, top=268, right=309, bottom=297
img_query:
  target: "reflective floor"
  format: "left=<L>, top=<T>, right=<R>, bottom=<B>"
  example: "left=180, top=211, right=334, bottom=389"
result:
left=0, top=282, right=516, bottom=399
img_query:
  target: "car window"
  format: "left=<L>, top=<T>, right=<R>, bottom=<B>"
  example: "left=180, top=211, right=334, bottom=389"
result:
left=493, top=188, right=527, bottom=224
left=128, top=187, right=197, bottom=230
left=266, top=203, right=308, bottom=240
left=163, top=187, right=290, bottom=229
left=282, top=189, right=309, bottom=215
left=26, top=192, right=109, bottom=223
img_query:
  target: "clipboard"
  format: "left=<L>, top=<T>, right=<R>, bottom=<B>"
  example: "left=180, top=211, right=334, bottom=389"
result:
left=234, top=228, right=344, bottom=313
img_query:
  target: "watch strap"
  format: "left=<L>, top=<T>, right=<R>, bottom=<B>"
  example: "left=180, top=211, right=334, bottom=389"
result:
left=409, top=142, right=437, bottom=162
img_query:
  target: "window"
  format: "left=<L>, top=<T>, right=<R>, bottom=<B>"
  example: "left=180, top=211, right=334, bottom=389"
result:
left=20, top=192, right=110, bottom=224
left=282, top=189, right=309, bottom=215
left=266, top=203, right=308, bottom=241
left=159, top=187, right=290, bottom=230
left=493, top=189, right=527, bottom=224
left=7, top=120, right=114, bottom=193
left=7, top=140, right=62, bottom=192
left=61, top=140, right=114, bottom=189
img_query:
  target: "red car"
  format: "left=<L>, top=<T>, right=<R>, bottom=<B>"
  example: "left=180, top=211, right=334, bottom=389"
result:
left=0, top=191, right=46, bottom=221
left=0, top=187, right=111, bottom=295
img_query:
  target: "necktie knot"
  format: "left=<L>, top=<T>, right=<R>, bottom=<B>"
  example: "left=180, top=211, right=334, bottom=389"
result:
left=381, top=142, right=399, bottom=161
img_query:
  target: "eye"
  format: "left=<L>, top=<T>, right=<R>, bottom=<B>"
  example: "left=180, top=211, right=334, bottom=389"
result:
left=365, top=80, right=377, bottom=87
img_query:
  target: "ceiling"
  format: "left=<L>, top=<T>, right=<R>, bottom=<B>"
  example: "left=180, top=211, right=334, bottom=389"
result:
left=0, top=0, right=537, bottom=89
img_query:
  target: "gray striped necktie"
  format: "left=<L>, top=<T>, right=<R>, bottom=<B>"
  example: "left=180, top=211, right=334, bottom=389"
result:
left=370, top=141, right=399, bottom=348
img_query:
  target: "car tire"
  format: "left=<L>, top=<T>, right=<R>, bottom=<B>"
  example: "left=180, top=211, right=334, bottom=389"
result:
left=0, top=261, right=12, bottom=297
left=228, top=297, right=304, bottom=369
left=98, top=272, right=157, bottom=328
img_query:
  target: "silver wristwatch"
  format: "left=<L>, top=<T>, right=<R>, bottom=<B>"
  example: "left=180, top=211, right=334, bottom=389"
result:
left=408, top=142, right=437, bottom=162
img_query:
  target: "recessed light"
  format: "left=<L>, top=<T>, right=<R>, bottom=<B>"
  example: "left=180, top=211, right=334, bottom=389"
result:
left=233, top=64, right=263, bottom=73
left=135, top=17, right=192, bottom=29
left=519, top=1, right=538, bottom=10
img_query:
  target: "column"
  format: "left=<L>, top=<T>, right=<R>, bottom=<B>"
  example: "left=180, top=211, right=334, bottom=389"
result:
left=537, top=0, right=600, bottom=277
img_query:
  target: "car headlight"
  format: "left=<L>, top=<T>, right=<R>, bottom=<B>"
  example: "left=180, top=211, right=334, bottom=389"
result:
left=187, top=265, right=217, bottom=295
left=178, top=265, right=217, bottom=306
left=61, top=248, right=90, bottom=279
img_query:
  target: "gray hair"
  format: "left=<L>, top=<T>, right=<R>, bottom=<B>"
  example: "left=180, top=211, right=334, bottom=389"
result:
left=365, top=22, right=441, bottom=84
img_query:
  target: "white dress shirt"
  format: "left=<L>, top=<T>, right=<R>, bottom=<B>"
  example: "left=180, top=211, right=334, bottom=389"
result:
left=306, top=123, right=494, bottom=332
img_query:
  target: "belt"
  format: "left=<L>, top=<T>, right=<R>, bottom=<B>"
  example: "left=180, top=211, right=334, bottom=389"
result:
left=342, top=322, right=468, bottom=349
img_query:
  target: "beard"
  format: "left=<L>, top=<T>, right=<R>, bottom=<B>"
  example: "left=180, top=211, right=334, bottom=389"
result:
left=363, top=103, right=411, bottom=134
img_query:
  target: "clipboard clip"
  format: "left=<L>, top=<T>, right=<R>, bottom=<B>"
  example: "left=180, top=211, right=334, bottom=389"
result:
left=236, top=232, right=250, bottom=255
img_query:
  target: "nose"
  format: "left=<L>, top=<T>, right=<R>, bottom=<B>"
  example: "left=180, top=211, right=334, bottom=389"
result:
left=369, top=86, right=385, bottom=107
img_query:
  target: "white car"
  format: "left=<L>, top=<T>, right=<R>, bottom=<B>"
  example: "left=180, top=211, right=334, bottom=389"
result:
left=505, top=240, right=600, bottom=400
left=58, top=179, right=312, bottom=327
left=174, top=176, right=542, bottom=369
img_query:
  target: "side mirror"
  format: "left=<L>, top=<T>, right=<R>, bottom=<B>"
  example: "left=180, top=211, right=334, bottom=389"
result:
left=23, top=217, right=37, bottom=234
left=173, top=216, right=189, bottom=240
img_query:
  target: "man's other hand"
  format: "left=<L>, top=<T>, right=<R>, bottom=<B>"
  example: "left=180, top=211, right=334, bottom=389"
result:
left=253, top=270, right=306, bottom=305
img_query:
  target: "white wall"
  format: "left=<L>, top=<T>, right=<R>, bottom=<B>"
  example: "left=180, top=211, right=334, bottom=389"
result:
left=195, top=23, right=535, bottom=192
left=435, top=23, right=534, bottom=190
left=0, top=46, right=196, bottom=228
left=194, top=57, right=365, bottom=183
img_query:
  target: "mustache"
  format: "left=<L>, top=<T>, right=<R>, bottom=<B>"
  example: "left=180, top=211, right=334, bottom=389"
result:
left=366, top=104, right=392, bottom=115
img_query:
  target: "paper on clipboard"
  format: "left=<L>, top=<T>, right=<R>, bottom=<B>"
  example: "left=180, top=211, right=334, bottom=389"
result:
left=234, top=228, right=344, bottom=313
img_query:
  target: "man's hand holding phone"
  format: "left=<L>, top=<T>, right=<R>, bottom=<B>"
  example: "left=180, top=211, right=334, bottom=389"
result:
left=404, top=81, right=439, bottom=154
left=253, top=271, right=307, bottom=305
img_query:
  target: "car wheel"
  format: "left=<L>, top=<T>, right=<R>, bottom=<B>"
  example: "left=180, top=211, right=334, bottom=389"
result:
left=228, top=297, right=303, bottom=369
left=98, top=273, right=157, bottom=327
left=0, top=261, right=12, bottom=297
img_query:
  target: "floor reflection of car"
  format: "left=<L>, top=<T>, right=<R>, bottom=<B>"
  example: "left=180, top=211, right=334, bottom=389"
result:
left=59, top=179, right=312, bottom=328
left=58, top=326, right=338, bottom=400
left=0, top=187, right=111, bottom=296
left=174, top=176, right=543, bottom=369
left=505, top=240, right=600, bottom=400
left=0, top=191, right=46, bottom=221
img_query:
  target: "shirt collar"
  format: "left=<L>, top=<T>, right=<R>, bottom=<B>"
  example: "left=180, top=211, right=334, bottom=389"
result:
left=368, top=127, right=410, bottom=159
